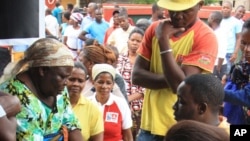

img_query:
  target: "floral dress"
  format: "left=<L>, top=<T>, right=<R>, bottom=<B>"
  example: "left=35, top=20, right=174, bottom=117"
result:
left=0, top=78, right=81, bottom=141
left=117, top=53, right=145, bottom=139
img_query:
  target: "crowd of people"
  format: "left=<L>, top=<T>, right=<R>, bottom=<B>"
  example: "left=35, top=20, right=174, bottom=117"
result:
left=0, top=0, right=250, bottom=140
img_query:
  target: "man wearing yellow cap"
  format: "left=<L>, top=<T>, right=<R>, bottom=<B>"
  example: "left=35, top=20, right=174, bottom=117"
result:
left=132, top=0, right=218, bottom=140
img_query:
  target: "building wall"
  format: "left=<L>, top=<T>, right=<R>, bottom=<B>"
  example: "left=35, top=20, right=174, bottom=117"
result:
left=61, top=0, right=76, bottom=9
left=235, top=0, right=250, bottom=10
left=222, top=0, right=250, bottom=10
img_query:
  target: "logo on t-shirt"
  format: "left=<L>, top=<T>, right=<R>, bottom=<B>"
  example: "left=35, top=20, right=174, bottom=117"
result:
left=105, top=112, right=119, bottom=123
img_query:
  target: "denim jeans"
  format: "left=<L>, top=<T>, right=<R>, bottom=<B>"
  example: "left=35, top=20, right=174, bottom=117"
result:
left=226, top=53, right=233, bottom=74
left=213, top=64, right=228, bottom=80
left=136, top=129, right=164, bottom=141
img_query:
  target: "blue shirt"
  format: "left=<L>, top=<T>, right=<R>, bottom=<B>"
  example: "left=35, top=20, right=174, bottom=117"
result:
left=84, top=20, right=109, bottom=44
left=52, top=7, right=63, bottom=25
left=220, top=16, right=242, bottom=53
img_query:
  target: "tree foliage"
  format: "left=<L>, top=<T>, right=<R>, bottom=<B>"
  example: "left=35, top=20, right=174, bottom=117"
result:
left=131, top=0, right=156, bottom=4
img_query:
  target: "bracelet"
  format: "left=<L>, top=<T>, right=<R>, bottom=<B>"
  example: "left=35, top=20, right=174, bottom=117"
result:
left=0, top=105, right=6, bottom=118
left=160, top=49, right=173, bottom=54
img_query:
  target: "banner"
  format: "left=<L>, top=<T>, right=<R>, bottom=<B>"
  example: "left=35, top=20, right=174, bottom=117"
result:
left=0, top=0, right=45, bottom=46
left=45, top=0, right=56, bottom=10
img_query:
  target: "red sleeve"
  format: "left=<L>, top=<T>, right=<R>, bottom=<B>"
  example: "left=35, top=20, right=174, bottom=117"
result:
left=136, top=21, right=159, bottom=61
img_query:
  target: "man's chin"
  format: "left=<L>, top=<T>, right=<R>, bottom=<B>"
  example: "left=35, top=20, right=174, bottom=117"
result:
left=173, top=24, right=185, bottom=28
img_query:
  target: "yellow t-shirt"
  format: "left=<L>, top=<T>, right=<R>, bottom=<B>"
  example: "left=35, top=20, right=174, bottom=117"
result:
left=137, top=20, right=218, bottom=136
left=72, top=95, right=104, bottom=140
left=218, top=116, right=230, bottom=134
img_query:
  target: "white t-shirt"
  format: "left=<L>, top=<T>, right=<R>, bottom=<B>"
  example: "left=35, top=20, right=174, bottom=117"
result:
left=45, top=15, right=59, bottom=37
left=64, top=25, right=82, bottom=50
left=214, top=26, right=228, bottom=65
left=107, top=25, right=135, bottom=54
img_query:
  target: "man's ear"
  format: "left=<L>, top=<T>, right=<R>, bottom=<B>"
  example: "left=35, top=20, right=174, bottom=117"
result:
left=198, top=102, right=207, bottom=115
left=198, top=1, right=204, bottom=9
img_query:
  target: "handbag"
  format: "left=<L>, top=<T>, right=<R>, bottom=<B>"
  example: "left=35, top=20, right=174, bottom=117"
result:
left=43, top=125, right=68, bottom=141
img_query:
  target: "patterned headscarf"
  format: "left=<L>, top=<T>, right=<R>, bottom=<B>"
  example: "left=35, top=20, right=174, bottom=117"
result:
left=70, top=12, right=83, bottom=23
left=11, top=38, right=74, bottom=76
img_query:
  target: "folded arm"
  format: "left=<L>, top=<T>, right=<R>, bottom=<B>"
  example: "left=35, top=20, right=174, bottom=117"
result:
left=132, top=55, right=169, bottom=89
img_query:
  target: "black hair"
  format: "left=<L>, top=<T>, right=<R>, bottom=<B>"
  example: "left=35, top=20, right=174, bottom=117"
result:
left=46, top=8, right=52, bottom=14
left=210, top=11, right=223, bottom=24
left=89, top=2, right=98, bottom=11
left=243, top=18, right=250, bottom=29
left=129, top=27, right=144, bottom=39
left=63, top=11, right=71, bottom=21
left=184, top=74, right=224, bottom=113
left=136, top=18, right=151, bottom=32
left=72, top=7, right=80, bottom=13
left=118, top=7, right=128, bottom=18
left=223, top=1, right=233, bottom=8
left=67, top=3, right=74, bottom=11
left=164, top=120, right=229, bottom=141
left=55, top=2, right=60, bottom=7
left=85, top=38, right=96, bottom=46
left=45, top=35, right=59, bottom=40
left=235, top=5, right=245, bottom=11
left=74, top=61, right=88, bottom=79
left=112, top=10, right=119, bottom=16
left=152, top=3, right=160, bottom=13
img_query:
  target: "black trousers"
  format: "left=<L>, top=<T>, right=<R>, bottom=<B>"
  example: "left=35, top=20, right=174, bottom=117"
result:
left=0, top=47, right=11, bottom=77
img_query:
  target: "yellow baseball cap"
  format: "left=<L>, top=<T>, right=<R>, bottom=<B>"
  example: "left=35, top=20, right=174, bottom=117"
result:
left=157, top=0, right=202, bottom=11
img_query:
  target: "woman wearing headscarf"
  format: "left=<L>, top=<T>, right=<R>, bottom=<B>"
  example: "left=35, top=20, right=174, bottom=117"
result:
left=79, top=44, right=128, bottom=102
left=67, top=61, right=104, bottom=141
left=0, top=38, right=84, bottom=141
left=89, top=63, right=133, bottom=141
left=64, top=12, right=83, bottom=60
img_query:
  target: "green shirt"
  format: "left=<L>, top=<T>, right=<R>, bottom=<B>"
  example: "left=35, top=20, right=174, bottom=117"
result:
left=0, top=78, right=81, bottom=141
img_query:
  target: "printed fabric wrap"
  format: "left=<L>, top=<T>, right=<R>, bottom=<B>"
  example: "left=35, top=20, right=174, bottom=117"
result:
left=223, top=61, right=250, bottom=124
left=44, top=125, right=68, bottom=141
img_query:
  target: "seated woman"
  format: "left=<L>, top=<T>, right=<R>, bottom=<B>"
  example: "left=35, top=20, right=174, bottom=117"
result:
left=63, top=12, right=83, bottom=60
left=0, top=38, right=84, bottom=141
left=89, top=64, right=133, bottom=141
left=164, top=120, right=229, bottom=141
left=67, top=61, right=104, bottom=141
